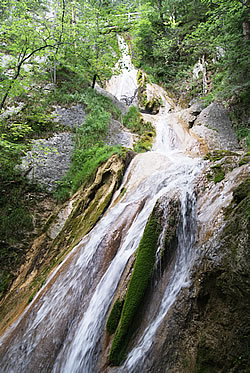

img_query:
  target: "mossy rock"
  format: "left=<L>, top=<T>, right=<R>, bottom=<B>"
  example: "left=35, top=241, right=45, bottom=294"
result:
left=233, top=178, right=250, bottom=205
left=109, top=211, right=160, bottom=365
left=204, top=150, right=240, bottom=162
left=137, top=69, right=147, bottom=88
left=134, top=131, right=155, bottom=153
left=145, top=97, right=162, bottom=114
left=239, top=152, right=250, bottom=167
left=106, top=298, right=124, bottom=335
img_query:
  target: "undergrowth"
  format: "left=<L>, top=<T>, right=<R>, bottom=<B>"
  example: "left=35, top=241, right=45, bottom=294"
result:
left=54, top=88, right=123, bottom=201
left=123, top=106, right=153, bottom=135
left=123, top=106, right=155, bottom=153
left=0, top=68, right=124, bottom=296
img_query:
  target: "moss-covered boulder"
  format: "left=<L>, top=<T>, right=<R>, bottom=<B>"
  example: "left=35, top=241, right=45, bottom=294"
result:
left=137, top=70, right=162, bottom=114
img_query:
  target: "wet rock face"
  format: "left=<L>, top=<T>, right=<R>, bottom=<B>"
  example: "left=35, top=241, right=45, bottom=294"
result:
left=0, top=153, right=131, bottom=335
left=102, top=192, right=181, bottom=368
left=138, top=179, right=250, bottom=373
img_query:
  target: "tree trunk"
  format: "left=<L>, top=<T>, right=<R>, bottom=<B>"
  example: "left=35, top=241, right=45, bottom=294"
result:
left=243, top=20, right=249, bottom=40
left=202, top=55, right=208, bottom=94
left=92, top=74, right=97, bottom=89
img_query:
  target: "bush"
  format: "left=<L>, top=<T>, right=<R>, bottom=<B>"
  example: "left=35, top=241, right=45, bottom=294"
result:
left=123, top=106, right=153, bottom=135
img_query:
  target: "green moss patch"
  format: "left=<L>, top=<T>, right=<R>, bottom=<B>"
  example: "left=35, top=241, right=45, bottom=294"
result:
left=213, top=170, right=225, bottom=184
left=106, top=298, right=124, bottom=335
left=239, top=152, right=250, bottom=167
left=109, top=212, right=160, bottom=365
left=134, top=131, right=155, bottom=153
left=122, top=106, right=155, bottom=154
left=206, top=164, right=225, bottom=184
left=233, top=178, right=250, bottom=205
left=204, top=150, right=239, bottom=162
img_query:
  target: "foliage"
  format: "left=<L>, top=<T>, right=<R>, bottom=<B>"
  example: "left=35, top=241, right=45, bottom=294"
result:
left=54, top=88, right=123, bottom=201
left=109, top=212, right=160, bottom=365
left=132, top=0, right=249, bottom=138
left=70, top=88, right=122, bottom=121
left=0, top=178, right=35, bottom=300
left=134, top=131, right=155, bottom=153
left=0, top=0, right=138, bottom=109
left=123, top=105, right=153, bottom=133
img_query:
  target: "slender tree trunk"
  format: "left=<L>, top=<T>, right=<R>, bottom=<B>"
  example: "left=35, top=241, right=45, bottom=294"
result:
left=92, top=74, right=97, bottom=89
left=243, top=20, right=249, bottom=40
left=1, top=44, right=56, bottom=110
left=202, top=55, right=208, bottom=94
left=52, top=0, right=66, bottom=85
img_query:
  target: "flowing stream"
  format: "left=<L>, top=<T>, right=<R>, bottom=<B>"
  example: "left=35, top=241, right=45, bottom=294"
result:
left=0, top=39, right=205, bottom=373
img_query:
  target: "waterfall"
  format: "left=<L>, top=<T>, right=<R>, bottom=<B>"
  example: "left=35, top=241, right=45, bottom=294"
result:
left=117, top=190, right=198, bottom=373
left=0, top=39, right=205, bottom=373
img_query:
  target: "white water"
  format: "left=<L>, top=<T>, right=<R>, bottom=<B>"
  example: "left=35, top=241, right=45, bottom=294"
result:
left=118, top=189, right=197, bottom=372
left=0, top=39, right=205, bottom=373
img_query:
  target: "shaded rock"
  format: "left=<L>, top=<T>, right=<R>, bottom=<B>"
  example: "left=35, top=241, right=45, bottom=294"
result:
left=177, top=108, right=197, bottom=128
left=19, top=133, right=74, bottom=192
left=95, top=85, right=128, bottom=115
left=105, top=119, right=133, bottom=148
left=189, top=101, right=204, bottom=116
left=192, top=102, right=240, bottom=151
left=52, top=104, right=86, bottom=128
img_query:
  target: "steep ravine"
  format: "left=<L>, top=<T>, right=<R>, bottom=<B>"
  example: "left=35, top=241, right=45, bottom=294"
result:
left=0, top=39, right=249, bottom=373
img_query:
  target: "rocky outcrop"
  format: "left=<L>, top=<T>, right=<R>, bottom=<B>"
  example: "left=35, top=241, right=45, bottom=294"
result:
left=177, top=101, right=240, bottom=153
left=52, top=104, right=86, bottom=128
left=19, top=98, right=132, bottom=192
left=192, top=102, right=240, bottom=151
left=147, top=177, right=250, bottom=373
left=105, top=119, right=133, bottom=148
left=0, top=152, right=134, bottom=335
left=137, top=71, right=163, bottom=114
left=19, top=133, right=74, bottom=191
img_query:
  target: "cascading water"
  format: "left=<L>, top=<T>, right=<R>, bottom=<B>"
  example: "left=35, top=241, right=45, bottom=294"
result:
left=0, top=38, right=205, bottom=373
left=116, top=190, right=198, bottom=373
